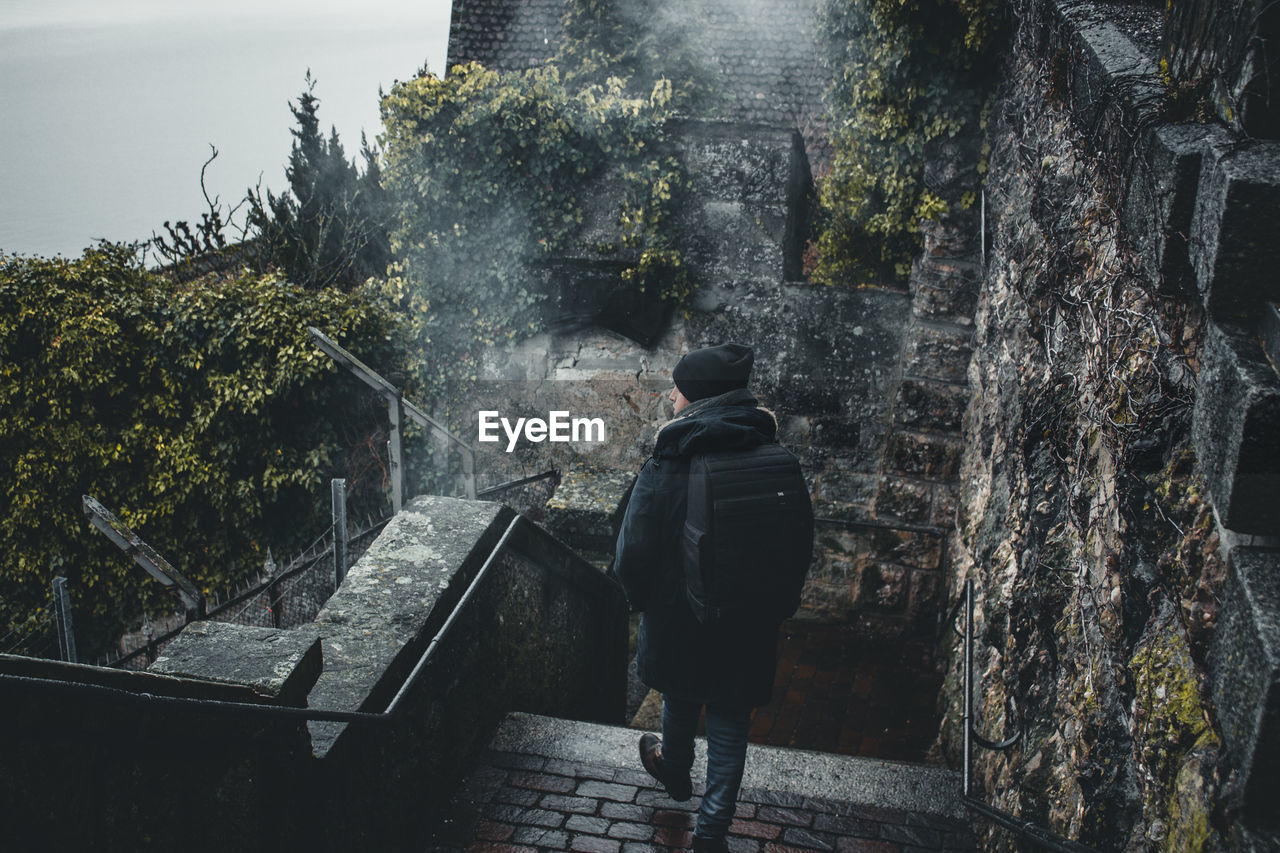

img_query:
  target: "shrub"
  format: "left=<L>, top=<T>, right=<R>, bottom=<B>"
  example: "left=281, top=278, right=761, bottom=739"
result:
left=0, top=244, right=395, bottom=653
left=377, top=61, right=684, bottom=402
left=812, top=0, right=1000, bottom=283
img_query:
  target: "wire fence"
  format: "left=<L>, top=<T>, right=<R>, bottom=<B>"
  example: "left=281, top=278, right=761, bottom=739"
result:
left=99, top=516, right=390, bottom=671
left=4, top=465, right=559, bottom=672
left=0, top=598, right=58, bottom=660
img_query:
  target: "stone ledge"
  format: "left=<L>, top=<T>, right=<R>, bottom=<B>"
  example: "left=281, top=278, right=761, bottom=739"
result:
left=1047, top=0, right=1164, bottom=138
left=307, top=495, right=515, bottom=755
left=1122, top=123, right=1234, bottom=297
left=544, top=463, right=636, bottom=555
left=1209, top=547, right=1280, bottom=836
left=1191, top=140, right=1280, bottom=318
left=149, top=621, right=321, bottom=706
left=1191, top=320, right=1280, bottom=534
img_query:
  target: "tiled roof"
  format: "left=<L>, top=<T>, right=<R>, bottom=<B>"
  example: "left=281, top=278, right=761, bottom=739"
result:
left=447, top=0, right=566, bottom=72
left=447, top=0, right=825, bottom=136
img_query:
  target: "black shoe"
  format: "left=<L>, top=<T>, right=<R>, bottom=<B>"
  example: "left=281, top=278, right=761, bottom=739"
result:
left=691, top=836, right=729, bottom=852
left=638, top=732, right=693, bottom=802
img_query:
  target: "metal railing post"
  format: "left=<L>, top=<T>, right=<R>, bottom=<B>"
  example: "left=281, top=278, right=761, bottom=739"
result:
left=963, top=577, right=973, bottom=799
left=388, top=393, right=404, bottom=513
left=83, top=495, right=206, bottom=620
left=309, top=327, right=480, bottom=509
left=461, top=447, right=477, bottom=500
left=332, top=478, right=349, bottom=586
left=52, top=576, right=77, bottom=664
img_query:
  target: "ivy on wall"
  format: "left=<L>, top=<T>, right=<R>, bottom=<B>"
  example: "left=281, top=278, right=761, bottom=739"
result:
left=377, top=10, right=693, bottom=406
left=811, top=0, right=1000, bottom=282
left=0, top=245, right=395, bottom=653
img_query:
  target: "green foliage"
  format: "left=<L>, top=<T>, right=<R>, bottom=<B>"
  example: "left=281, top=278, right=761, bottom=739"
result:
left=0, top=244, right=395, bottom=653
left=248, top=72, right=393, bottom=291
left=812, top=0, right=1000, bottom=282
left=555, top=0, right=724, bottom=112
left=377, top=61, right=684, bottom=403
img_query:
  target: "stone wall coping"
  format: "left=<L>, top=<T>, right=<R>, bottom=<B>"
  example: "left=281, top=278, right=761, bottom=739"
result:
left=149, top=621, right=322, bottom=705
left=0, top=651, right=279, bottom=704
left=307, top=495, right=516, bottom=755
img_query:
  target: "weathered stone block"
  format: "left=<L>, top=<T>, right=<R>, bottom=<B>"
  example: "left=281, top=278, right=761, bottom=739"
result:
left=149, top=622, right=321, bottom=705
left=672, top=120, right=801, bottom=206
left=1074, top=21, right=1162, bottom=125
left=894, top=380, right=968, bottom=433
left=1123, top=124, right=1232, bottom=295
left=932, top=484, right=959, bottom=529
left=1191, top=321, right=1280, bottom=533
left=545, top=464, right=636, bottom=554
left=888, top=431, right=963, bottom=480
left=904, top=324, right=973, bottom=383
left=811, top=416, right=861, bottom=449
left=309, top=496, right=514, bottom=752
left=909, top=258, right=980, bottom=325
left=797, top=580, right=855, bottom=622
left=810, top=546, right=861, bottom=581
left=1190, top=140, right=1280, bottom=317
left=857, top=563, right=908, bottom=612
left=1209, top=547, right=1280, bottom=834
left=1264, top=302, right=1280, bottom=369
left=1167, top=0, right=1280, bottom=138
left=875, top=476, right=934, bottom=524
left=812, top=462, right=878, bottom=519
left=818, top=523, right=943, bottom=572
left=683, top=199, right=785, bottom=282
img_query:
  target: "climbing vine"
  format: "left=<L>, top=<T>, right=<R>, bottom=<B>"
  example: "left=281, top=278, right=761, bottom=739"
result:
left=378, top=1, right=699, bottom=407
left=811, top=0, right=1001, bottom=282
left=0, top=245, right=395, bottom=654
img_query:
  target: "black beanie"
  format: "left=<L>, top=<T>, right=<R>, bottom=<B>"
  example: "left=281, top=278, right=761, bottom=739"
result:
left=672, top=343, right=755, bottom=402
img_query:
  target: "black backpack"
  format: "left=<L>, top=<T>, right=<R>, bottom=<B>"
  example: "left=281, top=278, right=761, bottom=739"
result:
left=682, top=442, right=814, bottom=625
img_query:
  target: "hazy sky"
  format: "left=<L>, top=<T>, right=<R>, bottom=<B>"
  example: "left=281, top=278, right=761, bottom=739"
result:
left=0, top=0, right=455, bottom=257
left=0, top=0, right=453, bottom=30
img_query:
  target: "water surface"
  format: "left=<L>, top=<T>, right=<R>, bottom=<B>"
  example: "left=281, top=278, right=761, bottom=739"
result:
left=1, top=5, right=450, bottom=258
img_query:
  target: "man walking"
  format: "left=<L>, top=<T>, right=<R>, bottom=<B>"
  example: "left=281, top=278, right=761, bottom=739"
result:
left=614, top=343, right=813, bottom=852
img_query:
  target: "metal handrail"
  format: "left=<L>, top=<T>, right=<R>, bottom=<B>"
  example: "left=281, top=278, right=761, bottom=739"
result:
left=308, top=326, right=478, bottom=505
left=957, top=578, right=1099, bottom=853
left=477, top=468, right=561, bottom=499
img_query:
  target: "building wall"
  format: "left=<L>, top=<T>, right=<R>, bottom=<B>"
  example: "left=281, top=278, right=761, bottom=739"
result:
left=938, top=0, right=1280, bottom=849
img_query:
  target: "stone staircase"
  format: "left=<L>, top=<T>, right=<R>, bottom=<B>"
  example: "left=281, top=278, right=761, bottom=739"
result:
left=431, top=712, right=975, bottom=852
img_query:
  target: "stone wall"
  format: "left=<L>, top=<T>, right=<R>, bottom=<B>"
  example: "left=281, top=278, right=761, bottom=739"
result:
left=939, top=0, right=1280, bottom=849
left=447, top=118, right=980, bottom=640
left=0, top=495, right=628, bottom=851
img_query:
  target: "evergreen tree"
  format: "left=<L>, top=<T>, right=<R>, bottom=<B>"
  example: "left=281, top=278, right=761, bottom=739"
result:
left=248, top=71, right=392, bottom=290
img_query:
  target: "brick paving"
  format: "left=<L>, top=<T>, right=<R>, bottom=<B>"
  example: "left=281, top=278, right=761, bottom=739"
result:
left=431, top=724, right=974, bottom=853
left=752, top=623, right=944, bottom=762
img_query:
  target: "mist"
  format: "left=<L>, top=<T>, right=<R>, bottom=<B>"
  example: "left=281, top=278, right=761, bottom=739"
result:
left=0, top=0, right=453, bottom=258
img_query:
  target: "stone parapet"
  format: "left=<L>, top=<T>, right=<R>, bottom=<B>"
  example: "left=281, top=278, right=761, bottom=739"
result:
left=1210, top=547, right=1280, bottom=838
left=1122, top=123, right=1233, bottom=296
left=149, top=621, right=321, bottom=706
left=1190, top=140, right=1280, bottom=318
left=544, top=463, right=636, bottom=556
left=1191, top=320, right=1280, bottom=534
left=1166, top=0, right=1280, bottom=139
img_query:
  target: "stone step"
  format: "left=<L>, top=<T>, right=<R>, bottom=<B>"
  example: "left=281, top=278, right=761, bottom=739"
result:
left=432, top=711, right=973, bottom=852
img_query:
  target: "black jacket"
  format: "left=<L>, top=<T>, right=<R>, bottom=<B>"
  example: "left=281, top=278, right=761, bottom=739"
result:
left=614, top=388, right=795, bottom=709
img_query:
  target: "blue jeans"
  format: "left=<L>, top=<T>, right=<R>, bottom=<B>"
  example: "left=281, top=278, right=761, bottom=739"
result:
left=661, top=695, right=752, bottom=839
